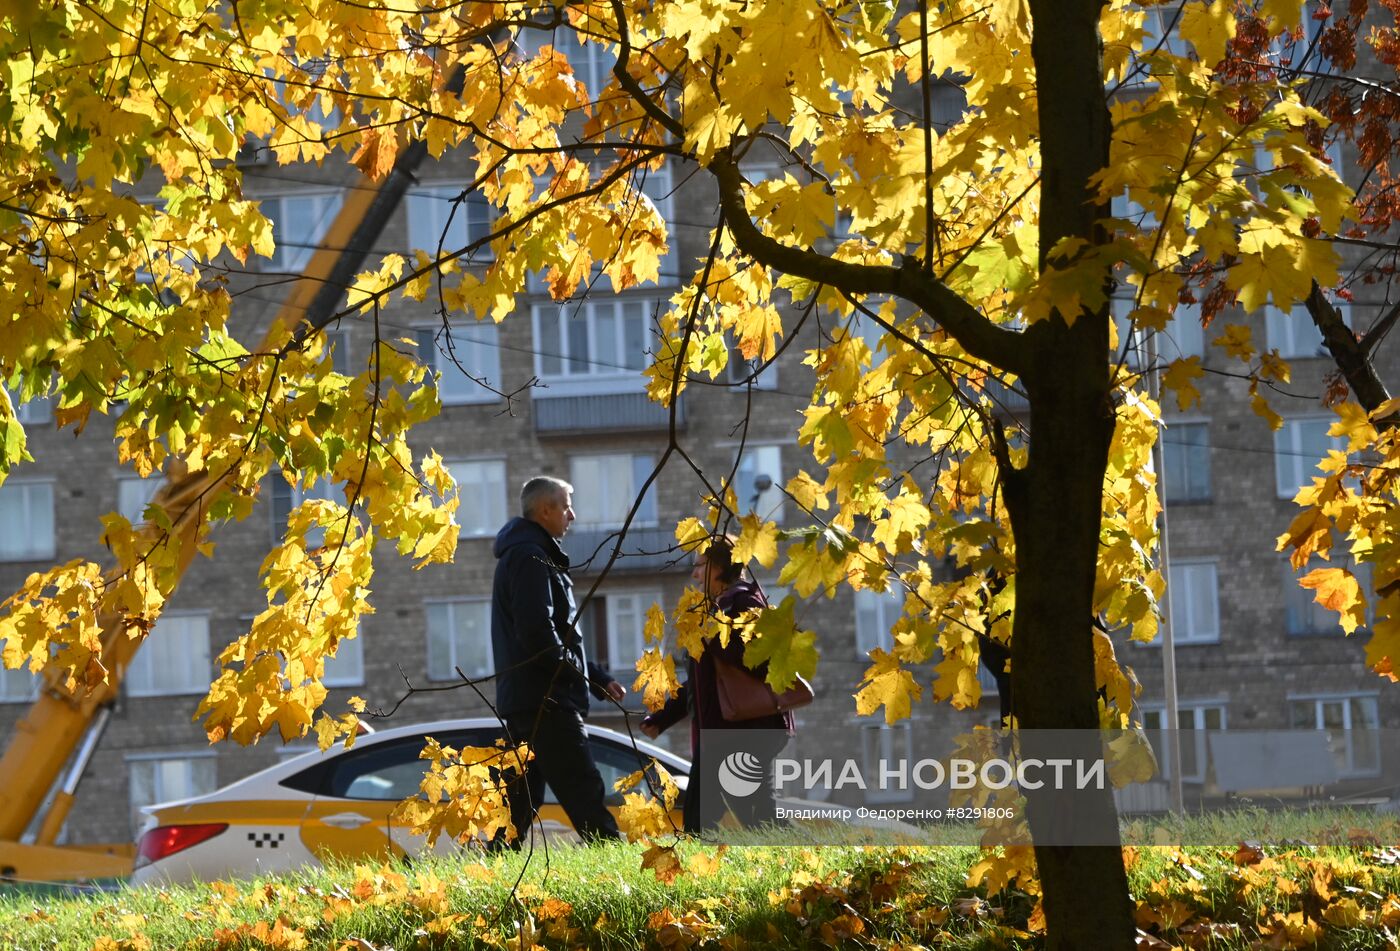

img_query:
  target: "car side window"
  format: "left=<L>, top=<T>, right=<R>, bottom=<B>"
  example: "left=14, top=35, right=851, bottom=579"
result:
left=282, top=730, right=498, bottom=799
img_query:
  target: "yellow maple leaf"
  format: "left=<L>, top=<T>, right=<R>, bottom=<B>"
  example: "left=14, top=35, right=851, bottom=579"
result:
left=1160, top=357, right=1203, bottom=411
left=1179, top=0, right=1236, bottom=64
left=733, top=513, right=780, bottom=568
left=641, top=842, right=685, bottom=884
left=674, top=516, right=712, bottom=553
left=633, top=648, right=680, bottom=711
left=1299, top=567, right=1365, bottom=634
left=854, top=650, right=921, bottom=724
left=1212, top=323, right=1256, bottom=362
left=1329, top=401, right=1377, bottom=453
left=688, top=845, right=728, bottom=876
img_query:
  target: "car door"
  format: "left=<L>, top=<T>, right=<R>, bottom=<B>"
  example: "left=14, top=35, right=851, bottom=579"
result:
left=295, top=735, right=450, bottom=862
left=379, top=728, right=505, bottom=857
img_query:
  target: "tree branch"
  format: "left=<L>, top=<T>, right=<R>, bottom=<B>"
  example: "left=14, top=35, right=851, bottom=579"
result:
left=707, top=153, right=1027, bottom=377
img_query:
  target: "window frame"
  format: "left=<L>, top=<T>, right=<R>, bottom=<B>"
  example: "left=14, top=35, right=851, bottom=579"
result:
left=0, top=664, right=40, bottom=704
left=268, top=471, right=341, bottom=547
left=1160, top=419, right=1212, bottom=503
left=424, top=597, right=493, bottom=682
left=443, top=457, right=508, bottom=539
left=1138, top=701, right=1227, bottom=783
left=1287, top=692, right=1381, bottom=779
left=734, top=444, right=786, bottom=523
left=405, top=182, right=495, bottom=261
left=117, top=473, right=161, bottom=526
left=854, top=585, right=903, bottom=659
left=0, top=477, right=57, bottom=562
left=1283, top=557, right=1372, bottom=637
left=4, top=383, right=52, bottom=426
left=413, top=321, right=502, bottom=406
left=125, top=610, right=212, bottom=698
left=260, top=190, right=343, bottom=272
left=1165, top=559, right=1221, bottom=645
left=576, top=588, right=660, bottom=680
left=1274, top=416, right=1345, bottom=499
left=126, top=751, right=219, bottom=835
left=531, top=298, right=658, bottom=396
left=1263, top=302, right=1350, bottom=360
left=567, top=452, right=658, bottom=531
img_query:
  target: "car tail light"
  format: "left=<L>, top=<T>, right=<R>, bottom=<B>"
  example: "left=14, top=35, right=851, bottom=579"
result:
left=135, top=823, right=228, bottom=866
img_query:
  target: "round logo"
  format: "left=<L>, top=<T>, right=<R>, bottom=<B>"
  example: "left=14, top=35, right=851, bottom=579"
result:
left=717, top=751, right=766, bottom=798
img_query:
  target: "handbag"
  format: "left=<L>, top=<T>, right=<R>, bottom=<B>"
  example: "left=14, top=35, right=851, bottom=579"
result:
left=713, top=656, right=814, bottom=721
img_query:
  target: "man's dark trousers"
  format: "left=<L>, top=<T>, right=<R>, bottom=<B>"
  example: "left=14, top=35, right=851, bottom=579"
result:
left=502, top=705, right=621, bottom=846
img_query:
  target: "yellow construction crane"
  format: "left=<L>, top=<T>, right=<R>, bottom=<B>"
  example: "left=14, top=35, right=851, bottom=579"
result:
left=0, top=132, right=438, bottom=883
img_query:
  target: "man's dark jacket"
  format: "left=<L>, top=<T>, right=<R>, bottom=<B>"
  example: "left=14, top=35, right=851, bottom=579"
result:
left=492, top=517, right=611, bottom=717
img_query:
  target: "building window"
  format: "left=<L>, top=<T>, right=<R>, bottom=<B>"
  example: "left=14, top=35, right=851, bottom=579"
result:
left=859, top=720, right=914, bottom=804
left=262, top=192, right=341, bottom=272
left=735, top=445, right=785, bottom=522
left=0, top=665, right=39, bottom=704
left=1112, top=298, right=1204, bottom=366
left=117, top=474, right=161, bottom=525
left=425, top=599, right=491, bottom=681
left=414, top=322, right=500, bottom=405
left=1284, top=558, right=1372, bottom=636
left=1263, top=304, right=1348, bottom=360
left=444, top=459, right=507, bottom=538
left=568, top=453, right=657, bottom=530
left=1166, top=560, right=1219, bottom=644
left=269, top=473, right=339, bottom=548
left=533, top=298, right=655, bottom=392
left=1274, top=417, right=1343, bottom=499
left=4, top=383, right=52, bottom=425
left=855, top=586, right=903, bottom=658
left=1140, top=703, right=1225, bottom=783
left=576, top=590, right=657, bottom=680
left=406, top=184, right=493, bottom=258
left=1161, top=421, right=1211, bottom=503
left=126, top=612, right=211, bottom=697
left=0, top=480, right=55, bottom=562
left=127, top=753, right=217, bottom=836
left=1289, top=694, right=1380, bottom=779
left=322, top=627, right=364, bottom=687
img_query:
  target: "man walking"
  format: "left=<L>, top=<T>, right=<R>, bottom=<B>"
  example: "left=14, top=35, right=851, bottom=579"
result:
left=491, top=476, right=625, bottom=846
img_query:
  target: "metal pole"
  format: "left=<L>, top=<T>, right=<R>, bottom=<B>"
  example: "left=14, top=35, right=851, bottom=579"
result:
left=1144, top=331, right=1185, bottom=813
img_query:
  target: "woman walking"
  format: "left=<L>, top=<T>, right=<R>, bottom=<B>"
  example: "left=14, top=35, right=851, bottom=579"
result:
left=641, top=535, right=795, bottom=832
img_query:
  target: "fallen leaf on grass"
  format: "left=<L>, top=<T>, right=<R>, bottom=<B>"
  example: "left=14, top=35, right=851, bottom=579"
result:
left=648, top=909, right=720, bottom=949
left=817, top=913, right=865, bottom=945
left=1234, top=841, right=1266, bottom=866
left=1321, top=897, right=1366, bottom=928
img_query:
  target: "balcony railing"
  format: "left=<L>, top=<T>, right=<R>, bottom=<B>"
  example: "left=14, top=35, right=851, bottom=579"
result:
left=533, top=391, right=683, bottom=434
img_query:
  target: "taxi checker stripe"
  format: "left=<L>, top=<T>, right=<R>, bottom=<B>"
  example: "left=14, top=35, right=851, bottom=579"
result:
left=248, top=832, right=286, bottom=849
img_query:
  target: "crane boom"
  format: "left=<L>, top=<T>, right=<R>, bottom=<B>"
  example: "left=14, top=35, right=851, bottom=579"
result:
left=0, top=133, right=433, bottom=881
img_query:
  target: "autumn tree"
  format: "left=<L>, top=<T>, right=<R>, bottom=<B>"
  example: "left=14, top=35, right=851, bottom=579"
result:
left=1, top=1, right=1390, bottom=948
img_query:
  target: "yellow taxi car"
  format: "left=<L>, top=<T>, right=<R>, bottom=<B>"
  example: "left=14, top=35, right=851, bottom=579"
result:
left=131, top=718, right=686, bottom=885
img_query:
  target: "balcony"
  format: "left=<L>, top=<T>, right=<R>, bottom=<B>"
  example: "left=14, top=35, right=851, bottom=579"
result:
left=563, top=526, right=681, bottom=574
left=533, top=392, right=684, bottom=435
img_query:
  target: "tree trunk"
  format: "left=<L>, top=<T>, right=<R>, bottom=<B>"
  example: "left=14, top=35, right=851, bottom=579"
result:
left=1008, top=2, right=1137, bottom=948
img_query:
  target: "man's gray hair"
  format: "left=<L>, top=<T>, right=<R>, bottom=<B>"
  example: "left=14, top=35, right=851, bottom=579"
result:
left=520, top=476, right=572, bottom=518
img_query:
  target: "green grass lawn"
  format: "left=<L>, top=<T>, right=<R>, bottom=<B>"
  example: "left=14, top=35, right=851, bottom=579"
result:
left=2, top=811, right=1399, bottom=950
